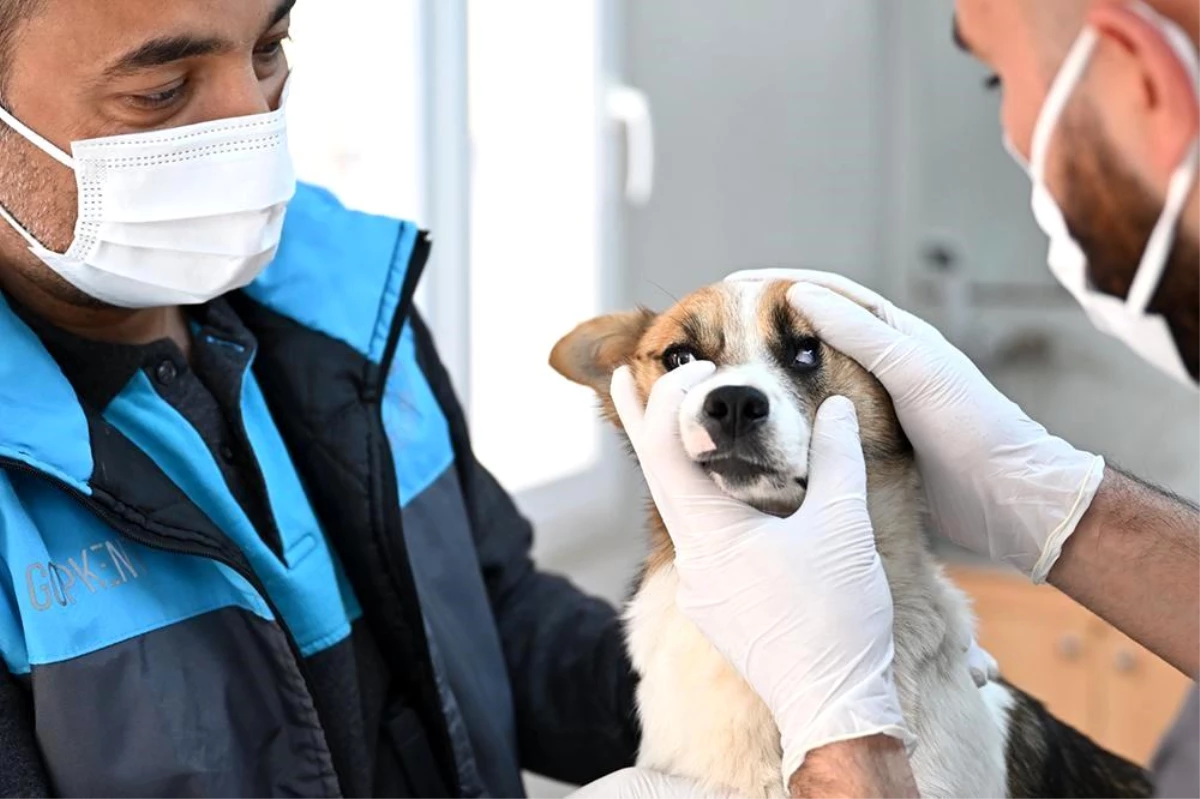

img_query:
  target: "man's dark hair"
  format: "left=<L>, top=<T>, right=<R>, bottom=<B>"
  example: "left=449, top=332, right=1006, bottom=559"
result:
left=0, top=0, right=41, bottom=97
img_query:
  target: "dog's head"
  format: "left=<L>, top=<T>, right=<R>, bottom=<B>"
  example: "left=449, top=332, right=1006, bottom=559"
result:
left=550, top=279, right=910, bottom=516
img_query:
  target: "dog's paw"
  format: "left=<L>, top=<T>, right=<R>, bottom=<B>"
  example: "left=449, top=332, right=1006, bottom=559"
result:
left=966, top=637, right=1000, bottom=687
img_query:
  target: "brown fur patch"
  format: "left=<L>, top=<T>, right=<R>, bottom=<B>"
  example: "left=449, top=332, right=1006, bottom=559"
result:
left=548, top=308, right=657, bottom=396
left=755, top=280, right=909, bottom=463
left=548, top=280, right=909, bottom=582
left=550, top=278, right=1153, bottom=799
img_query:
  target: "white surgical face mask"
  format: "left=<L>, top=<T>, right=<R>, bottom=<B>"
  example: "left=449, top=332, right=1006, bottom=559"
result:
left=0, top=77, right=296, bottom=308
left=1013, top=3, right=1199, bottom=386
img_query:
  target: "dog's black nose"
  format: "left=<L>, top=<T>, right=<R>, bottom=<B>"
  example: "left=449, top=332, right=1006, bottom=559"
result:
left=702, top=386, right=769, bottom=442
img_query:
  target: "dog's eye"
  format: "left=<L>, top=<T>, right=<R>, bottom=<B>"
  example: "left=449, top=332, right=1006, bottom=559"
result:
left=662, top=345, right=698, bottom=371
left=791, top=338, right=821, bottom=371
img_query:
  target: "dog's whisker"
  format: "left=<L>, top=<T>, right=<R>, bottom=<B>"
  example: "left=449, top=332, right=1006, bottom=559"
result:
left=645, top=279, right=680, bottom=305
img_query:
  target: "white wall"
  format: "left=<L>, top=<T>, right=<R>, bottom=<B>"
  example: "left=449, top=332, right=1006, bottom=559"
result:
left=622, top=0, right=888, bottom=307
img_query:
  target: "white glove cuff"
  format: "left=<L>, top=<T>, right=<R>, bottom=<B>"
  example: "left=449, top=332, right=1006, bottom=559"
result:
left=777, top=676, right=916, bottom=785
left=1030, top=454, right=1106, bottom=584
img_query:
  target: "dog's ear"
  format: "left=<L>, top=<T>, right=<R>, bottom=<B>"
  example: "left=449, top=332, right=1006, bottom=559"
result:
left=549, top=308, right=657, bottom=396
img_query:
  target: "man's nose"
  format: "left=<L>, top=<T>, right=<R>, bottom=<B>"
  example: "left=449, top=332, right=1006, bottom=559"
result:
left=702, top=386, right=770, bottom=442
left=199, top=70, right=286, bottom=122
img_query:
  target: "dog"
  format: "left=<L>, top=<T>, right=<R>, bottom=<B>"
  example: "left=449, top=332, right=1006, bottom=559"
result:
left=550, top=278, right=1152, bottom=798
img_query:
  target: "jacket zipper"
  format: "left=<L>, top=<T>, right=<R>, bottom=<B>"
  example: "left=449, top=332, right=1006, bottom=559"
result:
left=379, top=231, right=432, bottom=385
left=360, top=230, right=463, bottom=795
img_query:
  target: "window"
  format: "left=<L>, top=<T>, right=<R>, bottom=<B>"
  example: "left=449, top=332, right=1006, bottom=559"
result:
left=284, top=0, right=633, bottom=551
left=466, top=0, right=605, bottom=492
left=285, top=0, right=426, bottom=223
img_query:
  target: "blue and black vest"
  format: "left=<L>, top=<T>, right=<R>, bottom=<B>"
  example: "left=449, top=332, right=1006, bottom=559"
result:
left=0, top=184, right=638, bottom=797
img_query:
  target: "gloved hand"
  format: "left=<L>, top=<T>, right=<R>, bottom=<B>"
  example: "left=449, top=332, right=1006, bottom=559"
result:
left=567, top=768, right=721, bottom=799
left=725, top=268, right=1106, bottom=583
left=611, top=364, right=915, bottom=782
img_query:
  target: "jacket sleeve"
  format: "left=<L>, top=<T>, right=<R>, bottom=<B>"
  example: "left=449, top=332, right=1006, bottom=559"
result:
left=411, top=314, right=640, bottom=785
left=0, top=661, right=51, bottom=797
left=1151, top=686, right=1199, bottom=799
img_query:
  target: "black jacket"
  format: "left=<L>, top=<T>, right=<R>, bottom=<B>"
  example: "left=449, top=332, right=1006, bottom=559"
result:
left=0, top=183, right=638, bottom=797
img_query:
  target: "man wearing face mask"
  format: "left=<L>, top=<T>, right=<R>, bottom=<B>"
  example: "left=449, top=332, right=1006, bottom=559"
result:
left=0, top=2, right=646, bottom=797
left=587, top=0, right=1199, bottom=797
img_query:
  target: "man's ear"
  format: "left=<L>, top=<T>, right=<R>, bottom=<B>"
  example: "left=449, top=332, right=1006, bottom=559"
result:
left=549, top=308, right=657, bottom=396
left=1088, top=4, right=1200, bottom=179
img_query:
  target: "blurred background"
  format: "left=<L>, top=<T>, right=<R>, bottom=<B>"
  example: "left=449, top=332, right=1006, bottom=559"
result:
left=286, top=1, right=1197, bottom=794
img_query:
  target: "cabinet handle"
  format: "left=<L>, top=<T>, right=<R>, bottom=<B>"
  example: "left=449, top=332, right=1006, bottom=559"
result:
left=1113, top=649, right=1137, bottom=673
left=606, top=85, right=655, bottom=205
left=1057, top=632, right=1083, bottom=660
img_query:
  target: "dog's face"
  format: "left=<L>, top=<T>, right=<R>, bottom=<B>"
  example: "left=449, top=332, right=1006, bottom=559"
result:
left=550, top=280, right=909, bottom=516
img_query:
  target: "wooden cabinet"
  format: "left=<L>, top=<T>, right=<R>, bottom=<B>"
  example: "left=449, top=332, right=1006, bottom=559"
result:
left=1094, top=627, right=1194, bottom=765
left=948, top=566, right=1192, bottom=766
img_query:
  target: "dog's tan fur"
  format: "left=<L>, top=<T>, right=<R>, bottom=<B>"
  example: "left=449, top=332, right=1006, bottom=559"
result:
left=550, top=282, right=909, bottom=573
left=550, top=279, right=1153, bottom=799
left=552, top=280, right=1006, bottom=797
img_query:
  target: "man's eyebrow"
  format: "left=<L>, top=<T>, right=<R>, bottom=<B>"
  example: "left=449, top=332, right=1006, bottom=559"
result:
left=952, top=15, right=974, bottom=54
left=268, top=0, right=298, bottom=29
left=99, top=1, right=294, bottom=79
left=103, top=36, right=229, bottom=77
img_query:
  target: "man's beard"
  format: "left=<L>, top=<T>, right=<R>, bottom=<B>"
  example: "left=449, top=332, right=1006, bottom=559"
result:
left=0, top=128, right=110, bottom=310
left=1060, top=115, right=1199, bottom=382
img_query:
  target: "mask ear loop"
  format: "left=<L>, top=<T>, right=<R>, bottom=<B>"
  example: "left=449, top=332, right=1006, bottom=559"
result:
left=1127, top=139, right=1200, bottom=313
left=1122, top=2, right=1200, bottom=315
left=0, top=195, right=45, bottom=250
left=0, top=102, right=73, bottom=249
left=1030, top=29, right=1100, bottom=182
left=0, top=102, right=75, bottom=169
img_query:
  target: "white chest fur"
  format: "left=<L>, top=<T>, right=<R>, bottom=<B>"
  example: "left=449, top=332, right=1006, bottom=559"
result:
left=626, top=566, right=787, bottom=797
left=625, top=478, right=1011, bottom=797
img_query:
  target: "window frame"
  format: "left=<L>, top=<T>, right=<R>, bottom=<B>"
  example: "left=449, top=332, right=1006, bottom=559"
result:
left=416, top=0, right=630, bottom=558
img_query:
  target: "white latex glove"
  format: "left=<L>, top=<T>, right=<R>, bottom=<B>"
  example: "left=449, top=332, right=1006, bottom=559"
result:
left=725, top=269, right=1106, bottom=583
left=611, top=363, right=915, bottom=782
left=568, top=768, right=722, bottom=799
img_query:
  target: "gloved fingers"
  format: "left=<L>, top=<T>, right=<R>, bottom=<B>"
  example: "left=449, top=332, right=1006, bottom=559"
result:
left=612, top=361, right=717, bottom=443
left=610, top=365, right=648, bottom=441
left=611, top=365, right=680, bottom=515
left=965, top=638, right=1000, bottom=687
left=611, top=361, right=733, bottom=536
left=726, top=267, right=889, bottom=308
left=730, top=268, right=952, bottom=346
left=642, top=359, right=718, bottom=437
left=786, top=283, right=932, bottom=386
left=799, top=395, right=870, bottom=508
left=725, top=267, right=911, bottom=333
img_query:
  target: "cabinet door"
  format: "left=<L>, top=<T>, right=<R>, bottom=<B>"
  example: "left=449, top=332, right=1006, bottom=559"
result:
left=1095, top=628, right=1193, bottom=765
left=947, top=567, right=1096, bottom=735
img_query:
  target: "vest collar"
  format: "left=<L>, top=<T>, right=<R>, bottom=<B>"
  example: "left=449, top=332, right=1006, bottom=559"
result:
left=0, top=183, right=424, bottom=485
